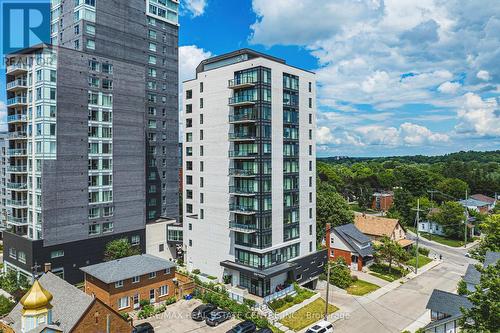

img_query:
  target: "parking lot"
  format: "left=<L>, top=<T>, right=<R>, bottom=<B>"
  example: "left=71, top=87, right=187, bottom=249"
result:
left=134, top=299, right=242, bottom=333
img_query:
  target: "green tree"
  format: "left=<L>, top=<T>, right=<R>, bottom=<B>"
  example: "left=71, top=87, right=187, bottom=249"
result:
left=373, top=237, right=408, bottom=272
left=104, top=238, right=140, bottom=261
left=316, top=191, right=354, bottom=243
left=327, top=257, right=352, bottom=289
left=0, top=295, right=14, bottom=316
left=356, top=185, right=373, bottom=211
left=0, top=271, right=19, bottom=294
left=391, top=189, right=414, bottom=226
left=436, top=178, right=469, bottom=200
left=460, top=262, right=500, bottom=332
left=393, top=165, right=432, bottom=197
left=430, top=201, right=466, bottom=239
left=457, top=279, right=468, bottom=296
left=472, top=214, right=500, bottom=260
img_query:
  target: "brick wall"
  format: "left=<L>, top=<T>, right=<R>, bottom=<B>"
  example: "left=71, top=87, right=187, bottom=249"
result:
left=84, top=268, right=176, bottom=312
left=72, top=299, right=132, bottom=333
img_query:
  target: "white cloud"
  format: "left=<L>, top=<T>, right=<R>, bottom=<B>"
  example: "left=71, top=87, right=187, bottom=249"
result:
left=476, top=70, right=490, bottom=81
left=456, top=92, right=500, bottom=137
left=438, top=81, right=461, bottom=94
left=184, top=0, right=207, bottom=17
left=179, top=45, right=212, bottom=84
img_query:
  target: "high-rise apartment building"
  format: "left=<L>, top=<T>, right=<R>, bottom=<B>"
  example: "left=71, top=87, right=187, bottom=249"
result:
left=3, top=0, right=179, bottom=283
left=182, top=49, right=326, bottom=297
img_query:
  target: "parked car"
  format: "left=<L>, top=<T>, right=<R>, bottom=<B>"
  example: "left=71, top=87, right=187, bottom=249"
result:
left=305, top=320, right=334, bottom=333
left=256, top=328, right=273, bottom=333
left=191, top=303, right=217, bottom=321
left=132, top=322, right=154, bottom=333
left=206, top=309, right=232, bottom=326
left=226, top=320, right=257, bottom=333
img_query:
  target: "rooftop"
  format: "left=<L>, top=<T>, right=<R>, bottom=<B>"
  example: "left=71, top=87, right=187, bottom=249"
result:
left=425, top=289, right=472, bottom=330
left=470, top=194, right=496, bottom=205
left=354, top=213, right=400, bottom=238
left=333, top=223, right=374, bottom=257
left=459, top=198, right=489, bottom=207
left=81, top=254, right=176, bottom=284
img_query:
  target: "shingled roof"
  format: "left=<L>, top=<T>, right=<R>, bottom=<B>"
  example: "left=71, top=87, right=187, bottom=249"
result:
left=354, top=213, right=400, bottom=238
left=333, top=223, right=374, bottom=257
left=470, top=194, right=496, bottom=205
left=425, top=289, right=472, bottom=331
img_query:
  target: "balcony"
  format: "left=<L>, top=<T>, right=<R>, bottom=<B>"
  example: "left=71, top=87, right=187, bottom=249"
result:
left=7, top=216, right=28, bottom=226
left=7, top=132, right=27, bottom=140
left=6, top=199, right=28, bottom=208
left=7, top=114, right=27, bottom=123
left=7, top=149, right=27, bottom=157
left=228, top=96, right=257, bottom=107
left=6, top=63, right=28, bottom=75
left=229, top=168, right=258, bottom=177
left=6, top=182, right=28, bottom=191
left=7, top=97, right=27, bottom=107
left=229, top=150, right=258, bottom=159
left=7, top=165, right=28, bottom=173
left=229, top=222, right=257, bottom=234
left=229, top=204, right=256, bottom=215
left=229, top=112, right=258, bottom=123
left=228, top=77, right=257, bottom=89
left=6, top=79, right=27, bottom=92
left=229, top=132, right=256, bottom=141
left=229, top=186, right=257, bottom=196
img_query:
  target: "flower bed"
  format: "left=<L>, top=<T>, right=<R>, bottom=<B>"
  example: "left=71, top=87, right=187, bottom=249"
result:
left=268, top=284, right=315, bottom=313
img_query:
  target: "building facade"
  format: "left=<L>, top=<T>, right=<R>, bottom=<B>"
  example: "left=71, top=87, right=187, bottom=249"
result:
left=182, top=49, right=323, bottom=297
left=0, top=133, right=8, bottom=232
left=3, top=0, right=179, bottom=284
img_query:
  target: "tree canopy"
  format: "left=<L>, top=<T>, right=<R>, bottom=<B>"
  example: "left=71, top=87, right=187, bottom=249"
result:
left=104, top=238, right=141, bottom=261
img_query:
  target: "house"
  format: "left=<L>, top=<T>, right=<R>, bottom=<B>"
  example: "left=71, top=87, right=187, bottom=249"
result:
left=470, top=194, right=496, bottom=211
left=354, top=213, right=414, bottom=248
left=459, top=198, right=489, bottom=214
left=371, top=191, right=394, bottom=211
left=423, top=289, right=472, bottom=333
left=326, top=223, right=373, bottom=271
left=463, top=251, right=500, bottom=292
left=0, top=272, right=131, bottom=333
left=81, top=254, right=176, bottom=312
left=418, top=220, right=445, bottom=236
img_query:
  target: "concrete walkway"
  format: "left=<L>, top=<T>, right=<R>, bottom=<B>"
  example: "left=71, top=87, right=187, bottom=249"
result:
left=352, top=270, right=390, bottom=287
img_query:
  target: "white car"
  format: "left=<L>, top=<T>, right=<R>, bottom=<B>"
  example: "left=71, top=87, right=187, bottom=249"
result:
left=305, top=320, right=334, bottom=333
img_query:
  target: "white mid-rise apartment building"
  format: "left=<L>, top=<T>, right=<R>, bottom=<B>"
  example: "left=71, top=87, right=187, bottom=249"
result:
left=182, top=49, right=326, bottom=298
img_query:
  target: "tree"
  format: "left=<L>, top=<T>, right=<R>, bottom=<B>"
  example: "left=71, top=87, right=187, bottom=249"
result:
left=460, top=262, right=500, bottom=332
left=472, top=214, right=500, bottom=260
left=373, top=237, right=408, bottom=272
left=0, top=271, right=20, bottom=294
left=0, top=295, right=14, bottom=316
left=104, top=238, right=140, bottom=261
left=430, top=201, right=466, bottom=239
left=356, top=185, right=373, bottom=211
left=316, top=191, right=354, bottom=243
left=436, top=178, right=469, bottom=200
left=391, top=189, right=414, bottom=226
left=327, top=257, right=352, bottom=289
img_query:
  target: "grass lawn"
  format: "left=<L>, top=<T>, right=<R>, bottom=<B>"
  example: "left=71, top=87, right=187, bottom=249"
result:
left=346, top=280, right=380, bottom=296
left=368, top=263, right=407, bottom=282
left=279, top=298, right=338, bottom=331
left=268, top=285, right=316, bottom=313
left=418, top=233, right=467, bottom=247
left=406, top=254, right=432, bottom=268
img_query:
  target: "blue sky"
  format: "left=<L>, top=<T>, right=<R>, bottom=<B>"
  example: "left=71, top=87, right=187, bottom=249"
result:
left=2, top=0, right=500, bottom=157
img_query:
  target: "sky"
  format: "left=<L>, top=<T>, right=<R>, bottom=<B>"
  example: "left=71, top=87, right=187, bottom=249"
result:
left=2, top=0, right=500, bottom=157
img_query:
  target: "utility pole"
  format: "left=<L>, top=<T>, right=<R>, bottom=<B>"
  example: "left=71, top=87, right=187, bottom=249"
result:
left=412, top=199, right=424, bottom=274
left=324, top=262, right=331, bottom=320
left=464, top=208, right=469, bottom=249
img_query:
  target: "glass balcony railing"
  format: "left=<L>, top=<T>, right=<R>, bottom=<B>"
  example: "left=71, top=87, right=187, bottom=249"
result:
left=229, top=112, right=258, bottom=122
left=6, top=63, right=28, bottom=74
left=228, top=95, right=257, bottom=105
left=7, top=114, right=27, bottom=122
left=229, top=168, right=258, bottom=177
left=229, top=222, right=258, bottom=233
left=7, top=97, right=27, bottom=106
left=228, top=76, right=257, bottom=88
left=229, top=132, right=256, bottom=141
left=6, top=199, right=28, bottom=207
left=229, top=150, right=258, bottom=158
left=7, top=216, right=28, bottom=225
left=6, top=79, right=27, bottom=90
left=7, top=132, right=27, bottom=139
left=7, top=165, right=27, bottom=173
left=6, top=182, right=28, bottom=190
left=229, top=204, right=257, bottom=213
left=7, top=149, right=27, bottom=156
left=229, top=186, right=258, bottom=195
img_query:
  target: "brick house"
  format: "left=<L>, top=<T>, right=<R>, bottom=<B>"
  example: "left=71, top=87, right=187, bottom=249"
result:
left=81, top=254, right=176, bottom=312
left=371, top=192, right=394, bottom=211
left=354, top=213, right=414, bottom=248
left=326, top=223, right=373, bottom=271
left=0, top=272, right=131, bottom=333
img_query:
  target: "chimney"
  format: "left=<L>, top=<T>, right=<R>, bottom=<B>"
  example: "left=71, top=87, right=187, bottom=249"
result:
left=44, top=263, right=52, bottom=273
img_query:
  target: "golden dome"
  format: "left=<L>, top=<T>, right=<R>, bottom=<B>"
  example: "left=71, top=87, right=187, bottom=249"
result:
left=20, top=280, right=53, bottom=311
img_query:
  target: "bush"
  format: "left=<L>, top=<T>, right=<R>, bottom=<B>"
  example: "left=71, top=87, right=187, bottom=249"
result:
left=139, top=299, right=150, bottom=308
left=243, top=298, right=256, bottom=308
left=0, top=295, right=14, bottom=316
left=138, top=304, right=155, bottom=319
left=120, top=312, right=129, bottom=321
left=192, top=269, right=201, bottom=275
left=418, top=247, right=430, bottom=256
left=223, top=275, right=232, bottom=284
left=328, top=258, right=352, bottom=289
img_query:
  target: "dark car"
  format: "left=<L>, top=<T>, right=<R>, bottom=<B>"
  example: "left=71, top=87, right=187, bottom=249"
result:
left=132, top=322, right=154, bottom=333
left=205, top=309, right=232, bottom=326
left=256, top=329, right=273, bottom=333
left=191, top=303, right=217, bottom=321
left=226, top=320, right=257, bottom=333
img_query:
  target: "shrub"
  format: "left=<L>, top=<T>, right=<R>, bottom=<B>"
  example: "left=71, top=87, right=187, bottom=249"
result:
left=120, top=312, right=129, bottom=320
left=223, top=275, right=232, bottom=284
left=243, top=298, right=256, bottom=308
left=418, top=247, right=430, bottom=256
left=328, top=258, right=352, bottom=289
left=192, top=269, right=201, bottom=275
left=139, top=299, right=150, bottom=308
left=164, top=296, right=177, bottom=305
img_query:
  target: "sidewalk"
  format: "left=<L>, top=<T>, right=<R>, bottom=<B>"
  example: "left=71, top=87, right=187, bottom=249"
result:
left=402, top=310, right=431, bottom=332
left=408, top=231, right=480, bottom=250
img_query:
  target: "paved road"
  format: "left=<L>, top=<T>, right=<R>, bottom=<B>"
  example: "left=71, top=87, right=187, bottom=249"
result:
left=326, top=238, right=478, bottom=333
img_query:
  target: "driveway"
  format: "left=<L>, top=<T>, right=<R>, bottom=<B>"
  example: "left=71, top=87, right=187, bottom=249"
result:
left=134, top=299, right=242, bottom=333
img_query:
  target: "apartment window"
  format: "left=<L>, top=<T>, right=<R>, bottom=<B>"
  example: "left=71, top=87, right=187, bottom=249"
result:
left=200, top=209, right=204, bottom=219
left=200, top=177, right=204, bottom=187
left=309, top=225, right=313, bottom=236
left=115, top=280, right=124, bottom=288
left=164, top=268, right=171, bottom=275
left=50, top=70, right=57, bottom=82
left=88, top=224, right=100, bottom=235
left=186, top=118, right=192, bottom=128
left=51, top=250, right=64, bottom=258
left=189, top=239, right=192, bottom=247
left=185, top=104, right=192, bottom=113
left=186, top=161, right=193, bottom=170
left=309, top=192, right=313, bottom=203
left=148, top=29, right=157, bottom=39
left=309, top=82, right=312, bottom=92
left=159, top=285, right=168, bottom=296
left=9, top=248, right=16, bottom=259
left=18, top=251, right=26, bottom=264
left=149, top=272, right=157, bottom=279
left=186, top=190, right=193, bottom=199
left=199, top=114, right=204, bottom=124
left=309, top=241, right=313, bottom=252
left=186, top=147, right=193, bottom=156
left=200, top=82, right=204, bottom=92
left=103, top=222, right=114, bottom=233
left=74, top=40, right=80, bottom=49
left=200, top=193, right=204, bottom=203
left=309, top=176, right=313, bottom=187
left=186, top=90, right=192, bottom=99
left=148, top=68, right=157, bottom=77
left=159, top=244, right=164, bottom=252
left=89, top=60, right=99, bottom=71
left=148, top=55, right=157, bottom=64
left=132, top=276, right=140, bottom=283
left=149, top=42, right=157, bottom=52
left=88, top=76, right=99, bottom=88
left=85, top=23, right=95, bottom=35
left=200, top=161, right=204, bottom=172
left=200, top=98, right=204, bottom=109
left=309, top=98, right=312, bottom=108
left=188, top=223, right=192, bottom=231
left=186, top=133, right=193, bottom=142
left=102, top=63, right=113, bottom=74
left=309, top=129, right=313, bottom=140
left=309, top=208, right=313, bottom=219
left=86, top=39, right=95, bottom=50
left=131, top=235, right=140, bottom=246
left=102, top=79, right=113, bottom=90
left=118, top=296, right=129, bottom=310
left=74, top=25, right=80, bottom=35
left=309, top=145, right=313, bottom=156
left=186, top=175, right=193, bottom=185
left=309, top=160, right=313, bottom=171
left=309, top=113, right=312, bottom=124
left=186, top=204, right=193, bottom=214
left=200, top=146, right=204, bottom=156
